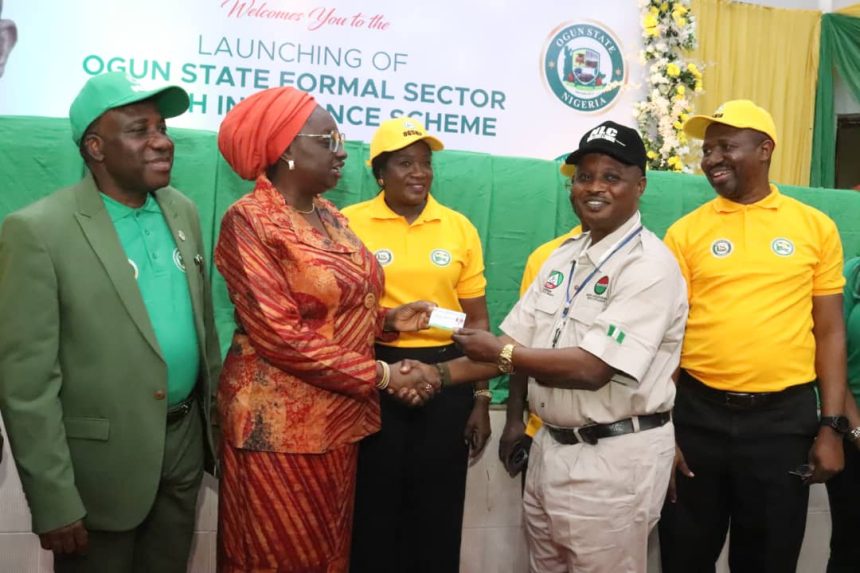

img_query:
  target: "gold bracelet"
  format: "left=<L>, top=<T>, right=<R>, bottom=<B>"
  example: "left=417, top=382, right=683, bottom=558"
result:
left=376, top=360, right=390, bottom=390
left=473, top=389, right=493, bottom=400
left=497, top=343, right=515, bottom=374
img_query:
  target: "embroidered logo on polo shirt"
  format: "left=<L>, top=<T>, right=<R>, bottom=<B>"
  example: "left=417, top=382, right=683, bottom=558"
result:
left=430, top=249, right=452, bottom=266
left=173, top=249, right=187, bottom=272
left=544, top=270, right=565, bottom=291
left=586, top=275, right=610, bottom=303
left=710, top=239, right=733, bottom=258
left=128, top=258, right=139, bottom=280
left=771, top=237, right=795, bottom=257
left=375, top=249, right=394, bottom=266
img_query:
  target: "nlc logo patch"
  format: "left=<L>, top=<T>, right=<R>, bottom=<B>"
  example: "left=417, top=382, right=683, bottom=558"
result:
left=542, top=22, right=626, bottom=113
left=544, top=270, right=565, bottom=291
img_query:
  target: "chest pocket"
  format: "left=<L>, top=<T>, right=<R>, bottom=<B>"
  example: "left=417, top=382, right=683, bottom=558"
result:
left=570, top=301, right=604, bottom=326
left=535, top=292, right=564, bottom=317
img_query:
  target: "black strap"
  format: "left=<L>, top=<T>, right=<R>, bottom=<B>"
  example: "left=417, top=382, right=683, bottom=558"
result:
left=546, top=412, right=671, bottom=445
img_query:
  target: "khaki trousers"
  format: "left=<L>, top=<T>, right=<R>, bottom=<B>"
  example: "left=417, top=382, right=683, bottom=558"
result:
left=523, top=421, right=674, bottom=573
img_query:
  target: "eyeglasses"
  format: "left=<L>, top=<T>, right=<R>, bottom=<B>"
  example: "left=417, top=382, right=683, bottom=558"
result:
left=295, top=131, right=346, bottom=153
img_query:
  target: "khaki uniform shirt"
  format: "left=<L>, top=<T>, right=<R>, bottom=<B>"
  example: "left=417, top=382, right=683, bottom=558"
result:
left=501, top=212, right=688, bottom=428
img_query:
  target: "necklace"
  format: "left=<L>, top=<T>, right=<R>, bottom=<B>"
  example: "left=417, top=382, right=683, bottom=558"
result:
left=293, top=203, right=315, bottom=215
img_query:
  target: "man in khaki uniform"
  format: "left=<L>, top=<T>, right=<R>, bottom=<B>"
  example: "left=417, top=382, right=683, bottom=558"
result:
left=402, top=121, right=689, bottom=572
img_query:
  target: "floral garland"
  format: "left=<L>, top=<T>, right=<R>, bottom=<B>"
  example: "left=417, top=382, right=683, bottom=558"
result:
left=635, top=0, right=703, bottom=172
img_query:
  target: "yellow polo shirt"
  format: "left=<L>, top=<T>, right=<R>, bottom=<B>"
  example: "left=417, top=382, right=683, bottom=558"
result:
left=663, top=185, right=845, bottom=392
left=343, top=194, right=486, bottom=348
left=519, top=226, right=583, bottom=437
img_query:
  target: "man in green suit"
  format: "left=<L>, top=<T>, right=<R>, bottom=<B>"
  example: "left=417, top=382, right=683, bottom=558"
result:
left=0, top=72, right=221, bottom=572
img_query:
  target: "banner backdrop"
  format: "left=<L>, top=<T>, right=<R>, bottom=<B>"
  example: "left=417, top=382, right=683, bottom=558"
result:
left=0, top=0, right=644, bottom=159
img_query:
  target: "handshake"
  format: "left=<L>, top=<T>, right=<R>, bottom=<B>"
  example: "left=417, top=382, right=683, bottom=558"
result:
left=381, top=359, right=445, bottom=406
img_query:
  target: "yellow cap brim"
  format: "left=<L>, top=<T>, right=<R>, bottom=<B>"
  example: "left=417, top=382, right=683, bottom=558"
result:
left=560, top=163, right=576, bottom=177
left=682, top=114, right=777, bottom=146
left=682, top=115, right=713, bottom=140
left=366, top=135, right=444, bottom=166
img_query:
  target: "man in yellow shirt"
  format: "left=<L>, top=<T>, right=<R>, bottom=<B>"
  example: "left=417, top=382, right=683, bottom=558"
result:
left=659, top=100, right=849, bottom=572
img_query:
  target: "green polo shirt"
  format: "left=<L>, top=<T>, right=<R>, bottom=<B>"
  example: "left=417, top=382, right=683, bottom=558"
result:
left=102, top=192, right=199, bottom=406
left=845, top=257, right=860, bottom=407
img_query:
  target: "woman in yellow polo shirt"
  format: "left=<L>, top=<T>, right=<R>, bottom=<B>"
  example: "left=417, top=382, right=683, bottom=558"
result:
left=343, top=117, right=491, bottom=573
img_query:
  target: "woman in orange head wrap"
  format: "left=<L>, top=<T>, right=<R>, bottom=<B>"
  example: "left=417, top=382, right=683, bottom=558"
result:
left=214, top=87, right=436, bottom=573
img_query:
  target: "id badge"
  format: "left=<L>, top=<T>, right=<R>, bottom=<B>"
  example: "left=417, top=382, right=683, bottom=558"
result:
left=428, top=307, right=467, bottom=330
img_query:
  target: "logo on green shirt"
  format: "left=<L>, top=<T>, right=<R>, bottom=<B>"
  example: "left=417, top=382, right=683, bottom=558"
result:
left=173, top=249, right=186, bottom=272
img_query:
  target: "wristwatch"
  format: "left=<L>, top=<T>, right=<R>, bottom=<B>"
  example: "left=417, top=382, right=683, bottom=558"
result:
left=497, top=343, right=516, bottom=374
left=820, top=415, right=850, bottom=434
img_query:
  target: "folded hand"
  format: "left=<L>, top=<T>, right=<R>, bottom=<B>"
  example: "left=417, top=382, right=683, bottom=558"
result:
left=386, top=359, right=441, bottom=406
left=39, top=519, right=88, bottom=555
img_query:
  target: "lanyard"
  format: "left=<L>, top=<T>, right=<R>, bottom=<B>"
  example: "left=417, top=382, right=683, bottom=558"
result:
left=551, top=225, right=643, bottom=348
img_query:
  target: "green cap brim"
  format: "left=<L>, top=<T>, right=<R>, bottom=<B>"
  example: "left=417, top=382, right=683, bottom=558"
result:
left=71, top=85, right=190, bottom=144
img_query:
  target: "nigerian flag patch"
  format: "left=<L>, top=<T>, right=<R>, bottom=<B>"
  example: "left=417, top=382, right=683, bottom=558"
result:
left=607, top=324, right=625, bottom=343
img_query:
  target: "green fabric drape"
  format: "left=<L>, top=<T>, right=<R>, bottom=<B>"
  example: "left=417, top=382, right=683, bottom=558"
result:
left=811, top=13, right=860, bottom=187
left=4, top=116, right=860, bottom=401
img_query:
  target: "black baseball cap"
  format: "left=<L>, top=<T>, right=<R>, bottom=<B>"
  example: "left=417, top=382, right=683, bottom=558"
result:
left=561, top=121, right=647, bottom=176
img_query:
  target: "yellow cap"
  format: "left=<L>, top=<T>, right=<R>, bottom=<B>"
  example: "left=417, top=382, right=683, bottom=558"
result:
left=683, top=100, right=777, bottom=146
left=368, top=117, right=444, bottom=166
left=560, top=163, right=576, bottom=177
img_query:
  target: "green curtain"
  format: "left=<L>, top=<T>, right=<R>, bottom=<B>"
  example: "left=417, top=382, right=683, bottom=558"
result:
left=811, top=13, right=860, bottom=187
left=4, top=116, right=860, bottom=401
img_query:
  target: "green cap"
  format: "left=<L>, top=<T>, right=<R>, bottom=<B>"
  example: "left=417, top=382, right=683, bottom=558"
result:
left=69, top=72, right=190, bottom=144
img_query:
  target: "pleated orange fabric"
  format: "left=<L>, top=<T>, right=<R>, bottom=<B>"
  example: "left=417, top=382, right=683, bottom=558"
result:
left=219, top=441, right=358, bottom=573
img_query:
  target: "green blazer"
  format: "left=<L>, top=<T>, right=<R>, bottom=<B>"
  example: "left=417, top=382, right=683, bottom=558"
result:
left=0, top=173, right=221, bottom=534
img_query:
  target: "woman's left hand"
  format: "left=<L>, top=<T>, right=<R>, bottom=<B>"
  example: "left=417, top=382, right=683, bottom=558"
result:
left=386, top=301, right=435, bottom=332
left=465, top=397, right=491, bottom=459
